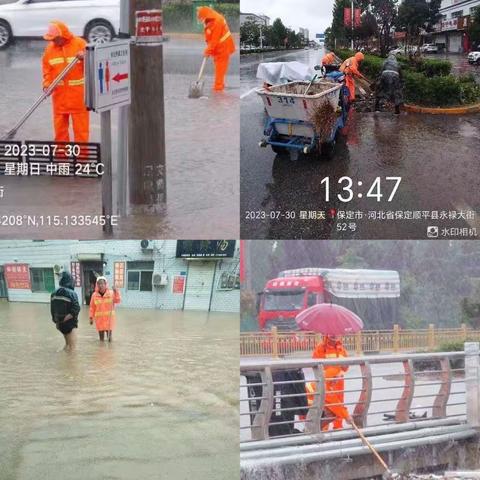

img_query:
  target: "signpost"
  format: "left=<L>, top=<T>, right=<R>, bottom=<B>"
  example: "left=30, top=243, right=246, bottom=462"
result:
left=85, top=40, right=131, bottom=234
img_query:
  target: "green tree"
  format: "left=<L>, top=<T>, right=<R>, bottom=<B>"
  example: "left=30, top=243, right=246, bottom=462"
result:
left=240, top=20, right=260, bottom=47
left=468, top=7, right=480, bottom=49
left=371, top=0, right=398, bottom=55
left=271, top=18, right=288, bottom=48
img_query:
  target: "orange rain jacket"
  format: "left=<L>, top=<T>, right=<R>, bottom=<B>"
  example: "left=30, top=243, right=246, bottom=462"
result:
left=322, top=53, right=335, bottom=66
left=306, top=338, right=350, bottom=430
left=197, top=7, right=236, bottom=58
left=340, top=55, right=364, bottom=101
left=42, top=21, right=87, bottom=114
left=89, top=279, right=121, bottom=332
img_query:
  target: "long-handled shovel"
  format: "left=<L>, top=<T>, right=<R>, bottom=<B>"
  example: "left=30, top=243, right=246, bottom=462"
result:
left=304, top=74, right=318, bottom=96
left=188, top=56, right=208, bottom=99
left=107, top=288, right=115, bottom=343
left=349, top=418, right=394, bottom=478
left=0, top=56, right=82, bottom=141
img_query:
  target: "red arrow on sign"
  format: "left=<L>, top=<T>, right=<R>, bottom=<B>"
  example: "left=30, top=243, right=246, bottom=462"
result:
left=113, top=73, right=129, bottom=82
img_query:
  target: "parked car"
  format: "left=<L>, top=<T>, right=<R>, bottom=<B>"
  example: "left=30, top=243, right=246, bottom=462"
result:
left=0, top=0, right=120, bottom=49
left=421, top=44, right=439, bottom=54
left=468, top=51, right=480, bottom=65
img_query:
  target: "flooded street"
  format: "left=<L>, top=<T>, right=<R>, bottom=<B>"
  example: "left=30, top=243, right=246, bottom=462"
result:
left=0, top=302, right=239, bottom=480
left=0, top=37, right=239, bottom=239
left=240, top=48, right=480, bottom=239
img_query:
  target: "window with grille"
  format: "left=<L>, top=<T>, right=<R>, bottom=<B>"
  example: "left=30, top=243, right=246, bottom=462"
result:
left=30, top=268, right=55, bottom=292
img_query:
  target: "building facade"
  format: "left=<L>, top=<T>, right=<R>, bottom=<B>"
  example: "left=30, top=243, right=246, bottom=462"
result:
left=429, top=0, right=480, bottom=52
left=0, top=240, right=240, bottom=313
left=240, top=12, right=270, bottom=27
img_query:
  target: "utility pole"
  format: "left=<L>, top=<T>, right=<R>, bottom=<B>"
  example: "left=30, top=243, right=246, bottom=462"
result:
left=117, top=0, right=129, bottom=217
left=128, top=0, right=166, bottom=214
left=351, top=0, right=354, bottom=50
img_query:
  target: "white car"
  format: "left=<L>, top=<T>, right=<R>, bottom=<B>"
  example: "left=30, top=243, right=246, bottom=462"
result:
left=421, top=43, right=439, bottom=54
left=0, top=0, right=120, bottom=49
left=468, top=51, right=480, bottom=65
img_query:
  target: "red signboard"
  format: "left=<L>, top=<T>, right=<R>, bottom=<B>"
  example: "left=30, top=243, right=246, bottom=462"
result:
left=172, top=275, right=186, bottom=294
left=344, top=7, right=352, bottom=27
left=4, top=263, right=31, bottom=290
left=135, top=9, right=163, bottom=43
left=114, top=262, right=125, bottom=289
left=71, top=261, right=81, bottom=287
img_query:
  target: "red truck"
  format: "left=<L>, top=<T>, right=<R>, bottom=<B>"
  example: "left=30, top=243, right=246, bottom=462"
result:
left=258, top=268, right=400, bottom=331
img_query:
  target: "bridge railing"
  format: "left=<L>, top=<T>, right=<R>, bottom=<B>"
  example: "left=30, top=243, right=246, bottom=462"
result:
left=240, top=349, right=470, bottom=443
left=240, top=324, right=480, bottom=357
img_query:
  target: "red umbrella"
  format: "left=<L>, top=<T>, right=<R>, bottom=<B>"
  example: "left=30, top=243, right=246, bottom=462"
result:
left=296, top=303, right=364, bottom=335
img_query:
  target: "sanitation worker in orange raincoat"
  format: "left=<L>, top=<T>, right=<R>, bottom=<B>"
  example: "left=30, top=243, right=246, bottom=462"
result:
left=42, top=21, right=89, bottom=143
left=89, top=276, right=121, bottom=342
left=340, top=51, right=366, bottom=102
left=322, top=52, right=335, bottom=67
left=197, top=6, right=236, bottom=91
left=306, top=335, right=351, bottom=431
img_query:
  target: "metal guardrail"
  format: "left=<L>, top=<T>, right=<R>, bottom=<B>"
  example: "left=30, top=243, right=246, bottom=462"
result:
left=240, top=324, right=480, bottom=357
left=240, top=351, right=468, bottom=443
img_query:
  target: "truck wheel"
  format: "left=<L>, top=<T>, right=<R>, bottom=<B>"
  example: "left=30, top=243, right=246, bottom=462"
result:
left=0, top=20, right=12, bottom=50
left=85, top=20, right=115, bottom=44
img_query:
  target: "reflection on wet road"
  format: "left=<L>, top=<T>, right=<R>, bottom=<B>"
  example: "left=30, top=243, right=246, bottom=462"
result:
left=240, top=49, right=480, bottom=239
left=0, top=37, right=239, bottom=238
left=0, top=302, right=239, bottom=480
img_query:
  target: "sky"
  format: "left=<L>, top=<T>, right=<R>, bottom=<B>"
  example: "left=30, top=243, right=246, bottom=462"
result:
left=240, top=0, right=336, bottom=40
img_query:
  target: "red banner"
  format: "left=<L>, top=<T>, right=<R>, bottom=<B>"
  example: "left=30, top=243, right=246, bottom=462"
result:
left=354, top=8, right=362, bottom=28
left=4, top=263, right=30, bottom=290
left=344, top=7, right=352, bottom=27
left=114, top=262, right=125, bottom=289
left=172, top=275, right=186, bottom=294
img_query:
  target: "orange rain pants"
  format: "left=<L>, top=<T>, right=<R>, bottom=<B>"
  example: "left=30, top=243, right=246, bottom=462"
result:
left=42, top=21, right=89, bottom=143
left=306, top=339, right=350, bottom=430
left=198, top=7, right=236, bottom=91
left=89, top=288, right=121, bottom=332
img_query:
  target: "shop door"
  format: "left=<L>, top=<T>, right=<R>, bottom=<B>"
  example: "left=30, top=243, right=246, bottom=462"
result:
left=0, top=268, right=7, bottom=298
left=183, top=262, right=216, bottom=311
left=81, top=262, right=103, bottom=305
left=448, top=33, right=462, bottom=53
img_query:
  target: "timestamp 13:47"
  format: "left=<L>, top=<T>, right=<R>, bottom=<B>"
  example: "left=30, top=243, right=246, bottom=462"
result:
left=321, top=177, right=402, bottom=203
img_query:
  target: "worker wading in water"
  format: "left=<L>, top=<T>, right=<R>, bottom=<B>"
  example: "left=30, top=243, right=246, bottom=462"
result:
left=89, top=277, right=121, bottom=342
left=197, top=6, right=236, bottom=92
left=306, top=335, right=352, bottom=431
left=340, top=51, right=367, bottom=102
left=375, top=53, right=404, bottom=115
left=51, top=271, right=81, bottom=352
left=42, top=21, right=89, bottom=143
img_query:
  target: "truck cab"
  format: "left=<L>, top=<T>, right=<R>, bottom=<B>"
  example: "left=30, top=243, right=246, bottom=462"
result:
left=258, top=268, right=400, bottom=331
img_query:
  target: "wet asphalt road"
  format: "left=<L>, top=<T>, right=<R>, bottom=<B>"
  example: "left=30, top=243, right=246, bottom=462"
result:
left=240, top=48, right=480, bottom=239
left=0, top=36, right=239, bottom=239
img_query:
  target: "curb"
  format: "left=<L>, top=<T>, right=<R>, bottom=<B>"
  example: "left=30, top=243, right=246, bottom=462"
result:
left=404, top=102, right=480, bottom=115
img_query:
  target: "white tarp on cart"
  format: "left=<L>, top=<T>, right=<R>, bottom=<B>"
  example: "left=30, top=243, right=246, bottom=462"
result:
left=256, top=61, right=315, bottom=85
left=279, top=268, right=400, bottom=298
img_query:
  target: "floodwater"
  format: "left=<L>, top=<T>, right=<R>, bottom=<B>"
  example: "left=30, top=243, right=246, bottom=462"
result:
left=0, top=301, right=239, bottom=480
left=0, top=36, right=239, bottom=239
left=240, top=356, right=466, bottom=442
left=240, top=48, right=480, bottom=240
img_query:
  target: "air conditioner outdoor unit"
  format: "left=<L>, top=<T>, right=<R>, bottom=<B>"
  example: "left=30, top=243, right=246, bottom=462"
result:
left=152, top=273, right=168, bottom=287
left=140, top=240, right=154, bottom=250
left=53, top=264, right=63, bottom=274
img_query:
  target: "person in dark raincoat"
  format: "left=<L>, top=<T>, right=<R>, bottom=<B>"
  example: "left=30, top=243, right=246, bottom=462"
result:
left=50, top=271, right=80, bottom=351
left=374, top=53, right=404, bottom=115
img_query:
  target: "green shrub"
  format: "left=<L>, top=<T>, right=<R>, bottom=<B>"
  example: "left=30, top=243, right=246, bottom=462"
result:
left=419, top=59, right=451, bottom=77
